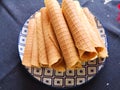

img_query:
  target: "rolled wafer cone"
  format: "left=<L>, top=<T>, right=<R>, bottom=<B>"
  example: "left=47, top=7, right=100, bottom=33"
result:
left=83, top=7, right=108, bottom=58
left=43, top=10, right=60, bottom=52
left=74, top=1, right=101, bottom=60
left=41, top=7, right=65, bottom=71
left=35, top=11, right=48, bottom=67
left=44, top=0, right=81, bottom=69
left=75, top=1, right=108, bottom=59
left=22, top=18, right=35, bottom=67
left=31, top=17, right=40, bottom=67
left=62, top=0, right=97, bottom=61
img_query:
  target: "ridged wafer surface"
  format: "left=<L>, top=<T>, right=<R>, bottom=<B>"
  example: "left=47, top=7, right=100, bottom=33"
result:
left=31, top=17, right=40, bottom=67
left=22, top=18, right=35, bottom=67
left=83, top=7, right=108, bottom=58
left=74, top=1, right=104, bottom=60
left=41, top=7, right=65, bottom=71
left=62, top=0, right=97, bottom=60
left=45, top=0, right=81, bottom=68
left=35, top=12, right=48, bottom=67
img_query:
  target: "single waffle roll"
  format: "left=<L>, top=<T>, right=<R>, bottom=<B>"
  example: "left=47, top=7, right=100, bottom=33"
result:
left=83, top=7, right=108, bottom=58
left=35, top=12, right=48, bottom=67
left=31, top=16, right=40, bottom=67
left=41, top=7, right=65, bottom=71
left=62, top=0, right=98, bottom=61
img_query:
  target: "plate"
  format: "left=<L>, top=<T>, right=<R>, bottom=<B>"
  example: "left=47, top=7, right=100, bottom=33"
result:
left=18, top=11, right=107, bottom=88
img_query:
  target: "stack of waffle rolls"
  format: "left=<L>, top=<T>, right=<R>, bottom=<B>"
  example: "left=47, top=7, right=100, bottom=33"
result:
left=22, top=0, right=108, bottom=72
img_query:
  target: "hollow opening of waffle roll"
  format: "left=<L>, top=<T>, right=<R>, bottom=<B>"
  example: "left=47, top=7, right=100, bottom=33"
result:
left=70, top=61, right=82, bottom=69
left=95, top=47, right=104, bottom=53
left=51, top=58, right=66, bottom=72
left=65, top=58, right=82, bottom=69
left=80, top=51, right=97, bottom=61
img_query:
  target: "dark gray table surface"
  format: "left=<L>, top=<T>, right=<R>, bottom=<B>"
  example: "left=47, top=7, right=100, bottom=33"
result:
left=0, top=0, right=120, bottom=90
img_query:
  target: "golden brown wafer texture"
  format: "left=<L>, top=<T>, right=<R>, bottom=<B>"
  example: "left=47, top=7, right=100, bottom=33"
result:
left=35, top=12, right=48, bottom=67
left=83, top=7, right=108, bottom=58
left=62, top=0, right=97, bottom=61
left=31, top=17, right=40, bottom=67
left=45, top=0, right=81, bottom=69
left=22, top=18, right=35, bottom=67
left=41, top=7, right=65, bottom=71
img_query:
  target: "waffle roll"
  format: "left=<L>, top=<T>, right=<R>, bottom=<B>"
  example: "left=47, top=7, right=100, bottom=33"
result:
left=83, top=7, right=108, bottom=58
left=31, top=16, right=40, bottom=67
left=62, top=0, right=98, bottom=61
left=44, top=0, right=81, bottom=69
left=41, top=7, right=65, bottom=71
left=22, top=18, right=35, bottom=67
left=35, top=12, right=48, bottom=67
